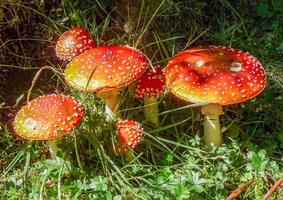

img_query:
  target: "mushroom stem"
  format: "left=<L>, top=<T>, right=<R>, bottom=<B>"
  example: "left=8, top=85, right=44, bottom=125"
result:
left=97, top=89, right=120, bottom=118
left=144, top=97, right=159, bottom=127
left=48, top=139, right=62, bottom=160
left=125, top=149, right=136, bottom=162
left=201, top=104, right=224, bottom=146
left=105, top=93, right=119, bottom=117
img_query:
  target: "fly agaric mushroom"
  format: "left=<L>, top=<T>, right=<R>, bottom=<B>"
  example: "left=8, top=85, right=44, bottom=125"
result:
left=165, top=46, right=266, bottom=146
left=135, top=66, right=165, bottom=126
left=55, top=27, right=96, bottom=61
left=115, top=120, right=143, bottom=160
left=64, top=45, right=148, bottom=117
left=13, top=94, right=84, bottom=159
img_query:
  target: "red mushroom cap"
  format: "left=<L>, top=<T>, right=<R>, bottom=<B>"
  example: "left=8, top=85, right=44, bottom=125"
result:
left=115, top=141, right=129, bottom=154
left=13, top=94, right=84, bottom=140
left=116, top=120, right=143, bottom=149
left=135, top=66, right=166, bottom=99
left=55, top=27, right=96, bottom=61
left=64, top=45, right=148, bottom=92
left=165, top=46, right=267, bottom=105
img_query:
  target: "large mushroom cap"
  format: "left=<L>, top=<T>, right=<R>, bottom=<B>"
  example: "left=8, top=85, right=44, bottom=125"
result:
left=135, top=66, right=166, bottom=99
left=165, top=46, right=267, bottom=105
left=55, top=27, right=96, bottom=61
left=13, top=94, right=84, bottom=140
left=64, top=45, right=148, bottom=93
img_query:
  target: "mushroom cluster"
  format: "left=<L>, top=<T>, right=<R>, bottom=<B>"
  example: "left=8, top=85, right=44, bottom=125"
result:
left=11, top=25, right=267, bottom=167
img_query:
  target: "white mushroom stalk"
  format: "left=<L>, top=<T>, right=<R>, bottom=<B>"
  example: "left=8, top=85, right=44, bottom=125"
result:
left=96, top=89, right=120, bottom=118
left=201, top=104, right=223, bottom=146
left=143, top=97, right=160, bottom=127
left=48, top=139, right=63, bottom=160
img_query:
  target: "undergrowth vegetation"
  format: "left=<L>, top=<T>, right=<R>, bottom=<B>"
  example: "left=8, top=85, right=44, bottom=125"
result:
left=0, top=0, right=282, bottom=199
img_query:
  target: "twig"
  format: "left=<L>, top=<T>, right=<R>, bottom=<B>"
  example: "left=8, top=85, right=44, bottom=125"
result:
left=225, top=179, right=256, bottom=200
left=262, top=177, right=283, bottom=200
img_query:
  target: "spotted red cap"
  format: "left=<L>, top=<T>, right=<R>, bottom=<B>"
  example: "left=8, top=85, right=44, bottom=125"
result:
left=55, top=27, right=96, bottom=61
left=64, top=45, right=148, bottom=92
left=13, top=94, right=84, bottom=140
left=165, top=46, right=267, bottom=105
left=116, top=120, right=143, bottom=149
left=135, top=66, right=166, bottom=99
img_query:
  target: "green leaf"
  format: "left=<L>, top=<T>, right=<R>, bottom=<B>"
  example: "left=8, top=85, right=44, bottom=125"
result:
left=166, top=154, right=174, bottom=163
left=227, top=123, right=240, bottom=138
left=272, top=0, right=283, bottom=11
left=258, top=149, right=267, bottom=160
left=191, top=185, right=204, bottom=193
left=256, top=3, right=274, bottom=18
left=278, top=131, right=283, bottom=148
left=175, top=183, right=189, bottom=199
left=247, top=150, right=269, bottom=173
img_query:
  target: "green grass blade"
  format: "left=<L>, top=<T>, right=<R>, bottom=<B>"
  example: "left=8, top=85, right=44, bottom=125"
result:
left=5, top=149, right=25, bottom=173
left=159, top=101, right=211, bottom=115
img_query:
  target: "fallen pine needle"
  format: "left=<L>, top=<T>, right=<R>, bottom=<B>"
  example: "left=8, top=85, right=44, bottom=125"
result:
left=225, top=179, right=256, bottom=200
left=262, top=177, right=283, bottom=200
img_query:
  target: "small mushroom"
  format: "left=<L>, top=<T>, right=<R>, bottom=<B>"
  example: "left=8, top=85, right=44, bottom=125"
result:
left=64, top=45, right=148, bottom=117
left=115, top=120, right=143, bottom=160
left=135, top=66, right=166, bottom=126
left=165, top=46, right=266, bottom=146
left=55, top=27, right=96, bottom=61
left=13, top=94, right=84, bottom=159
